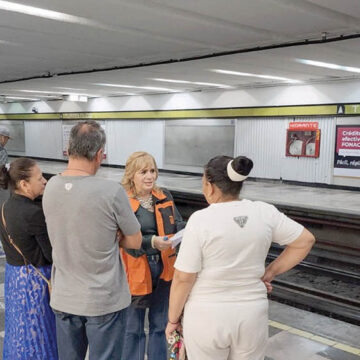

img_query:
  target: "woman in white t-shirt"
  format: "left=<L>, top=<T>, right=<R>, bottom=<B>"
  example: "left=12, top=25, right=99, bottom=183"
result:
left=165, top=155, right=315, bottom=360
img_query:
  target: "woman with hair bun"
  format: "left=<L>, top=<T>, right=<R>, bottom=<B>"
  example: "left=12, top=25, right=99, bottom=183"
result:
left=0, top=158, right=57, bottom=359
left=166, top=155, right=315, bottom=360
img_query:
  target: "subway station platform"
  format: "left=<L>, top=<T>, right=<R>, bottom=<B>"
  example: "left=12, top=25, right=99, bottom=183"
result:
left=1, top=158, right=359, bottom=359
left=32, top=158, right=360, bottom=219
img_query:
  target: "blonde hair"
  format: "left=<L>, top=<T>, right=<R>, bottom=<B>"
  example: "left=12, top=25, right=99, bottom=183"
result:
left=122, top=151, right=161, bottom=196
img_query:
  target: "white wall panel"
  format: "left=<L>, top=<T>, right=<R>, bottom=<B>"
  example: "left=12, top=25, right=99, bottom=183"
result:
left=236, top=117, right=335, bottom=184
left=106, top=120, right=164, bottom=167
left=24, top=120, right=63, bottom=159
left=235, top=118, right=284, bottom=179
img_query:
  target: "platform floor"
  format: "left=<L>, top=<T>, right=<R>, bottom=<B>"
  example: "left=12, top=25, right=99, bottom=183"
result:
left=31, top=158, right=360, bottom=218
left=0, top=254, right=358, bottom=359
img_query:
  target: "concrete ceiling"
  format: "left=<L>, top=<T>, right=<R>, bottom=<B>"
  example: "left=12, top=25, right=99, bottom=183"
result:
left=0, top=0, right=360, bottom=101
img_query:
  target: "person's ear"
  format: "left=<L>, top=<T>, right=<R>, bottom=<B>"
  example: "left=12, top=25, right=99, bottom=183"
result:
left=18, top=179, right=29, bottom=193
left=206, top=181, right=216, bottom=198
left=96, top=148, right=103, bottom=162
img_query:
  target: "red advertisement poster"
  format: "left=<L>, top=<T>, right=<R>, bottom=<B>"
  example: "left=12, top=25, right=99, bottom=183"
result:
left=334, top=125, right=360, bottom=177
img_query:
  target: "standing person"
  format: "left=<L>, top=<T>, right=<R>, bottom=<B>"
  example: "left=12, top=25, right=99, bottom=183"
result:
left=0, top=126, right=12, bottom=255
left=42, top=121, right=142, bottom=360
left=0, top=125, right=11, bottom=166
left=121, top=151, right=185, bottom=360
left=166, top=155, right=315, bottom=360
left=0, top=157, right=57, bottom=360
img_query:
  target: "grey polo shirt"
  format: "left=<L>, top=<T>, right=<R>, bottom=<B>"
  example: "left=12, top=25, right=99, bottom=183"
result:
left=43, top=175, right=140, bottom=316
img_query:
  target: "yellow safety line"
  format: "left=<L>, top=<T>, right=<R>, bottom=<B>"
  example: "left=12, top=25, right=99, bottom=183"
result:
left=269, top=320, right=360, bottom=356
left=0, top=104, right=345, bottom=120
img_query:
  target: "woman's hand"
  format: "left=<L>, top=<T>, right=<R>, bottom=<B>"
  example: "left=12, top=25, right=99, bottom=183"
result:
left=261, top=265, right=275, bottom=293
left=152, top=236, right=172, bottom=251
left=165, top=321, right=182, bottom=341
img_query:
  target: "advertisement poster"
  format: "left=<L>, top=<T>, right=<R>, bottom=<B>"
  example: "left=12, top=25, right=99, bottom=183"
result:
left=334, top=125, right=360, bottom=177
left=286, top=122, right=320, bottom=158
left=62, top=122, right=107, bottom=159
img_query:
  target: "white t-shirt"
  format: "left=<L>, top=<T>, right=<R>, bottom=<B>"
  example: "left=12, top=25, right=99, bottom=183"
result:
left=175, top=199, right=303, bottom=303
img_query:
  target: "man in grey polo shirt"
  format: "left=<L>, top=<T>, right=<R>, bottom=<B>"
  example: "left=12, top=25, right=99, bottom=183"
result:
left=43, top=121, right=142, bottom=360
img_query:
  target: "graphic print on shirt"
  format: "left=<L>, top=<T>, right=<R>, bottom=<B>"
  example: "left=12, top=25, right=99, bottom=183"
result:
left=64, top=183, right=73, bottom=191
left=233, top=216, right=248, bottom=228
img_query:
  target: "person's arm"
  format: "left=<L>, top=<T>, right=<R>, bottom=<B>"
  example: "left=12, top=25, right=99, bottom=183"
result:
left=262, top=228, right=315, bottom=286
left=118, top=230, right=142, bottom=249
left=165, top=269, right=197, bottom=339
left=28, top=207, right=52, bottom=262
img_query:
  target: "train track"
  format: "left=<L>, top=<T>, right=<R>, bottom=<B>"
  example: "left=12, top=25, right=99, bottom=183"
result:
left=267, top=254, right=360, bottom=325
left=270, top=280, right=360, bottom=325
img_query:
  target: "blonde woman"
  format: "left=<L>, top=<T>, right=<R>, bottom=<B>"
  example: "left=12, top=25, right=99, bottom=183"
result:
left=121, top=151, right=185, bottom=360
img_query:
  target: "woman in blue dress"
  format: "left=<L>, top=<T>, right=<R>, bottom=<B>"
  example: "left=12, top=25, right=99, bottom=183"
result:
left=0, top=157, right=58, bottom=359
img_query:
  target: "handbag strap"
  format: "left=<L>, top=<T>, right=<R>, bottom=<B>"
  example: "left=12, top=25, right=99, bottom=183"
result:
left=1, top=202, right=51, bottom=286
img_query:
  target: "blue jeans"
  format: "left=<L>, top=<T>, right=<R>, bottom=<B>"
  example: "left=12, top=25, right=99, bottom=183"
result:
left=122, top=257, right=170, bottom=360
left=54, top=308, right=127, bottom=360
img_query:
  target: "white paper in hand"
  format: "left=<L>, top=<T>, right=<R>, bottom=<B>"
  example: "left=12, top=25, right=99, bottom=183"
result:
left=170, top=229, right=185, bottom=249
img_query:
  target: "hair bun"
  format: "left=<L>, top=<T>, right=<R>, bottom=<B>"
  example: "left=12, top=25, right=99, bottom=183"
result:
left=227, top=156, right=253, bottom=182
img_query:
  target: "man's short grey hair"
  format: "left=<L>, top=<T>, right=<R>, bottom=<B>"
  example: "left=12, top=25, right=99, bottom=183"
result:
left=68, top=121, right=106, bottom=161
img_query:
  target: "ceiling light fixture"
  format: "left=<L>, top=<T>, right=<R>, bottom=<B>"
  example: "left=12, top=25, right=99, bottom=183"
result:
left=211, top=69, right=302, bottom=83
left=4, top=96, right=40, bottom=101
left=151, top=78, right=233, bottom=89
left=96, top=83, right=178, bottom=92
left=0, top=0, right=99, bottom=26
left=295, top=59, right=360, bottom=73
left=19, top=89, right=98, bottom=97
left=151, top=78, right=191, bottom=84
left=66, top=94, right=88, bottom=102
left=54, top=87, right=87, bottom=91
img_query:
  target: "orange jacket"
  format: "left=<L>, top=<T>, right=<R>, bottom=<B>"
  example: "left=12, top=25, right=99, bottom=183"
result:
left=121, top=189, right=179, bottom=296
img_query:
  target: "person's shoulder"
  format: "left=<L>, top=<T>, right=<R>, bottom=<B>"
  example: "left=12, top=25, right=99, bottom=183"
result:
left=250, top=200, right=280, bottom=218
left=88, top=177, right=124, bottom=194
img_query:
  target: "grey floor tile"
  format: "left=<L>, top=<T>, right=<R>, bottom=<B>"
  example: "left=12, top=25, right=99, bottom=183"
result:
left=269, top=325, right=283, bottom=337
left=266, top=331, right=328, bottom=360
left=269, top=301, right=360, bottom=347
left=317, top=347, right=360, bottom=360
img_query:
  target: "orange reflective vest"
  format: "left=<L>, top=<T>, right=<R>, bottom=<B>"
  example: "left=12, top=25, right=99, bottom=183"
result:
left=121, top=189, right=177, bottom=296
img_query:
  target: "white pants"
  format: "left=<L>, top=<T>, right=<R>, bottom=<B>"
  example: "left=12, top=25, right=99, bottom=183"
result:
left=183, top=299, right=268, bottom=360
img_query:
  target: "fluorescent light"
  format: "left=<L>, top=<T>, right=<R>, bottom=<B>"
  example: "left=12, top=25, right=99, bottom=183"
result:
left=211, top=69, right=302, bottom=83
left=19, top=89, right=98, bottom=97
left=151, top=78, right=191, bottom=84
left=66, top=94, right=88, bottom=102
left=151, top=78, right=233, bottom=88
left=20, top=89, right=65, bottom=94
left=193, top=81, right=233, bottom=88
left=0, top=0, right=99, bottom=26
left=96, top=83, right=177, bottom=92
left=296, top=59, right=360, bottom=73
left=54, top=87, right=86, bottom=91
left=5, top=96, right=40, bottom=101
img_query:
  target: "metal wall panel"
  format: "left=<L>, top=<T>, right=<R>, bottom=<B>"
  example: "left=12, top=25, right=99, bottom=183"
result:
left=106, top=120, right=164, bottom=167
left=164, top=119, right=234, bottom=172
left=236, top=117, right=335, bottom=184
left=24, top=120, right=63, bottom=159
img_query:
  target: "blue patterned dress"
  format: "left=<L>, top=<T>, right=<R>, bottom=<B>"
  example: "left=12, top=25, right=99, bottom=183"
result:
left=3, top=263, right=58, bottom=359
